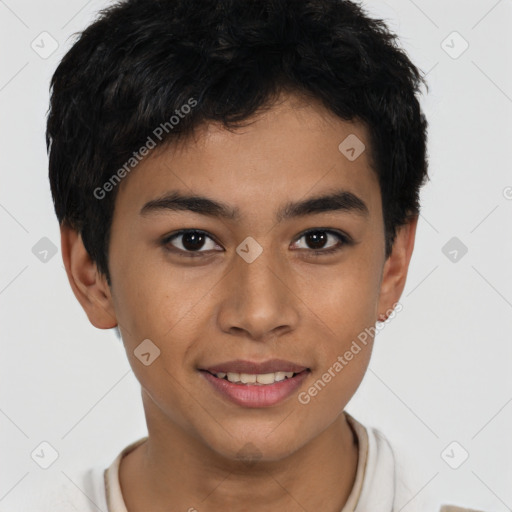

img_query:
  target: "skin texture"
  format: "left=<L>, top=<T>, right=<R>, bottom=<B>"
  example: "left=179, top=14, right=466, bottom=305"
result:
left=61, top=92, right=417, bottom=511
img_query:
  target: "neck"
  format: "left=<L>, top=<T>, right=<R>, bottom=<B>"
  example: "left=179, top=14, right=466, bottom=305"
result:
left=119, top=397, right=359, bottom=512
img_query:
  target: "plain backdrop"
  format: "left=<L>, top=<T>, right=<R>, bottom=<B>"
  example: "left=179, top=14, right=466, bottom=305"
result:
left=1, top=0, right=511, bottom=510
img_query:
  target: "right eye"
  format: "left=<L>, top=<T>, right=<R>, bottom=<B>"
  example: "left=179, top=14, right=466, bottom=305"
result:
left=162, top=229, right=223, bottom=257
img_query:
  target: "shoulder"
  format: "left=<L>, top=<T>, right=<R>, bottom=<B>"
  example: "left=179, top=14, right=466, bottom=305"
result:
left=6, top=465, right=107, bottom=512
left=365, top=423, right=439, bottom=511
left=352, top=418, right=397, bottom=510
left=346, top=413, right=450, bottom=512
left=361, top=421, right=487, bottom=512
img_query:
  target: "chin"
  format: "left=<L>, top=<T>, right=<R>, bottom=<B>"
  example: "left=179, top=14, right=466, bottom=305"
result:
left=205, top=427, right=306, bottom=464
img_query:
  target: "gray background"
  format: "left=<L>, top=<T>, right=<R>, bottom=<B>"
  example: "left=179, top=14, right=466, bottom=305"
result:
left=1, top=0, right=511, bottom=510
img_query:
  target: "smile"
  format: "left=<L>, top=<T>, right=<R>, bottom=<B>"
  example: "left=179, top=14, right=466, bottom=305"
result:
left=200, top=369, right=310, bottom=407
left=212, top=371, right=299, bottom=385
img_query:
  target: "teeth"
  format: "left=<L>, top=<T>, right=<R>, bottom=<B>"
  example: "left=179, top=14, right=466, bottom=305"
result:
left=240, top=373, right=256, bottom=384
left=274, top=371, right=290, bottom=382
left=257, top=373, right=277, bottom=384
left=215, top=371, right=296, bottom=384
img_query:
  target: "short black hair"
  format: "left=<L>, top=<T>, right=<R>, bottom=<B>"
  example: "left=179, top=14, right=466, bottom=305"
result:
left=47, top=0, right=429, bottom=285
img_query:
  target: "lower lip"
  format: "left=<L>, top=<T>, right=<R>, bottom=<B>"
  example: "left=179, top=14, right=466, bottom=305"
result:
left=200, top=370, right=310, bottom=408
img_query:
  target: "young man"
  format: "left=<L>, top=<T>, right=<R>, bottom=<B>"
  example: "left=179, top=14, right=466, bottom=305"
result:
left=26, top=0, right=477, bottom=510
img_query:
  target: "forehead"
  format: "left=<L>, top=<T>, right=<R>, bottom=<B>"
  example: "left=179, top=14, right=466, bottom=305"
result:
left=114, top=92, right=381, bottom=220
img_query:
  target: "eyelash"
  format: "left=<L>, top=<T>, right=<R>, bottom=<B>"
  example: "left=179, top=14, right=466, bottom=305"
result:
left=161, top=228, right=352, bottom=258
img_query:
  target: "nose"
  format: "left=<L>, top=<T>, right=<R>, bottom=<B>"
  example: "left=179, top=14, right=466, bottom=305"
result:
left=216, top=247, right=300, bottom=341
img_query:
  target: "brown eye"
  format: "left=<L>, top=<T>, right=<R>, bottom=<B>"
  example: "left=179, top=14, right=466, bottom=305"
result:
left=163, top=230, right=222, bottom=255
left=304, top=231, right=328, bottom=249
left=180, top=231, right=206, bottom=251
left=291, top=229, right=351, bottom=254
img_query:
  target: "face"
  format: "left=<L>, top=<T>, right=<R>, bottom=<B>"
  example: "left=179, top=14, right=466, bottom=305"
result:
left=69, top=92, right=414, bottom=462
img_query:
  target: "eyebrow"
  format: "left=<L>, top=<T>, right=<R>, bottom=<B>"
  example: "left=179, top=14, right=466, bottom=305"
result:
left=139, top=189, right=369, bottom=221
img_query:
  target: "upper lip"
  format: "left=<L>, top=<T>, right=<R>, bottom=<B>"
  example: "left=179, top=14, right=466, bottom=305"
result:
left=201, top=359, right=309, bottom=374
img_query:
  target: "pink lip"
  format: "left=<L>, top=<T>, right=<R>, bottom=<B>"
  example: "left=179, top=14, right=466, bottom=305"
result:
left=201, top=358, right=308, bottom=374
left=200, top=369, right=310, bottom=408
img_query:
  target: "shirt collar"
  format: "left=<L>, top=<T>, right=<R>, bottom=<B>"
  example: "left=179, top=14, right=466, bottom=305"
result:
left=103, top=412, right=391, bottom=511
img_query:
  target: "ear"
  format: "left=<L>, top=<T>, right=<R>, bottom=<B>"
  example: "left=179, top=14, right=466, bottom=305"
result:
left=60, top=222, right=118, bottom=329
left=376, top=215, right=418, bottom=321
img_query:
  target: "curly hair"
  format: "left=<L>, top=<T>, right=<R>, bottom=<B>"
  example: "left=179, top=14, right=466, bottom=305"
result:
left=47, top=0, right=429, bottom=284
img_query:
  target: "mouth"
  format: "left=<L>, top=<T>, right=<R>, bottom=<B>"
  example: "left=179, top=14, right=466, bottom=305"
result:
left=202, top=369, right=308, bottom=385
left=199, top=362, right=311, bottom=408
left=200, top=358, right=309, bottom=375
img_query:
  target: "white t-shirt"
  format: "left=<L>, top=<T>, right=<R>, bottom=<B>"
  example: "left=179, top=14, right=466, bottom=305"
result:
left=11, top=413, right=476, bottom=512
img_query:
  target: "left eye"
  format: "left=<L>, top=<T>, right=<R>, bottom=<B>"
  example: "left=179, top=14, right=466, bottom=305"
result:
left=291, top=229, right=348, bottom=253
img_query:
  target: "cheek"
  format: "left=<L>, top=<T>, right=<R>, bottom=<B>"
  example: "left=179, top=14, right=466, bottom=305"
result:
left=110, top=258, right=220, bottom=396
left=110, top=268, right=201, bottom=424
left=291, top=252, right=381, bottom=401
left=295, top=350, right=370, bottom=431
left=297, top=257, right=382, bottom=336
left=295, top=272, right=378, bottom=416
left=110, top=246, right=197, bottom=340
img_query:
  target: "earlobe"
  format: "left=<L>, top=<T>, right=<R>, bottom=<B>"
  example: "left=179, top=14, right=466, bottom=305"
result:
left=377, top=215, right=418, bottom=321
left=60, top=223, right=118, bottom=329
